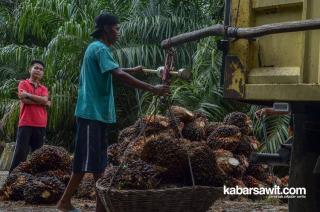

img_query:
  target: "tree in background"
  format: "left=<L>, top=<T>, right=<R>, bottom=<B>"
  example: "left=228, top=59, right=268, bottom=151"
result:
left=0, top=0, right=287, bottom=153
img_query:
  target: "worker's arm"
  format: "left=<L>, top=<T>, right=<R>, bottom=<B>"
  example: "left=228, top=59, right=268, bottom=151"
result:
left=255, top=107, right=289, bottom=119
left=121, top=66, right=144, bottom=74
left=20, top=95, right=51, bottom=107
left=20, top=98, right=37, bottom=105
left=19, top=90, right=48, bottom=105
left=265, top=108, right=289, bottom=116
left=112, top=68, right=169, bottom=96
left=17, top=81, right=45, bottom=105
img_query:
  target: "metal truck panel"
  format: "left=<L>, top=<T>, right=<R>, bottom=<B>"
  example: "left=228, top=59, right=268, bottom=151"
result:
left=226, top=0, right=320, bottom=101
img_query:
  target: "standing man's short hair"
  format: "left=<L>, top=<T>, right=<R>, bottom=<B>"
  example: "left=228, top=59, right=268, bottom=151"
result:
left=90, top=13, right=119, bottom=38
left=30, top=60, right=45, bottom=68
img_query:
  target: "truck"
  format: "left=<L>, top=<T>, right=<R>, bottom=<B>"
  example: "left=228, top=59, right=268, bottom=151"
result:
left=161, top=0, right=320, bottom=211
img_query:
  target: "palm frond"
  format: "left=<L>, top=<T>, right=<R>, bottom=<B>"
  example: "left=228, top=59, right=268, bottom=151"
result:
left=249, top=105, right=290, bottom=153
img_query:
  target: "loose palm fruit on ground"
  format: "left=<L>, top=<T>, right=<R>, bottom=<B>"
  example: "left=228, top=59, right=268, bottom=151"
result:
left=0, top=173, right=34, bottom=201
left=35, top=169, right=70, bottom=186
left=11, top=161, right=33, bottom=175
left=30, top=145, right=71, bottom=173
left=24, top=176, right=65, bottom=204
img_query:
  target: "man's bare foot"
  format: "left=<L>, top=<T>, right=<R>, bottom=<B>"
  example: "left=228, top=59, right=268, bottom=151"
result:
left=57, top=200, right=75, bottom=212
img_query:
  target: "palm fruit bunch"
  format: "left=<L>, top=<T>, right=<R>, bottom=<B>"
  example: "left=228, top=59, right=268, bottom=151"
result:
left=212, top=149, right=243, bottom=178
left=243, top=175, right=268, bottom=188
left=234, top=154, right=250, bottom=176
left=182, top=142, right=218, bottom=186
left=246, top=164, right=269, bottom=182
left=134, top=115, right=171, bottom=137
left=107, top=143, right=122, bottom=165
left=23, top=176, right=65, bottom=204
left=107, top=138, right=140, bottom=165
left=104, top=107, right=286, bottom=192
left=233, top=136, right=256, bottom=158
left=140, top=134, right=189, bottom=180
left=246, top=136, right=261, bottom=151
left=117, top=125, right=139, bottom=143
left=0, top=145, right=72, bottom=203
left=10, top=161, right=33, bottom=175
left=0, top=173, right=34, bottom=201
left=207, top=125, right=242, bottom=151
left=121, top=136, right=152, bottom=163
left=182, top=113, right=208, bottom=141
left=35, top=169, right=70, bottom=186
left=225, top=177, right=246, bottom=187
left=168, top=105, right=194, bottom=123
left=29, top=145, right=71, bottom=173
left=75, top=174, right=96, bottom=200
left=223, top=112, right=253, bottom=135
left=281, top=176, right=289, bottom=187
left=109, top=134, right=167, bottom=165
left=100, top=160, right=166, bottom=190
left=265, top=175, right=282, bottom=187
left=205, top=122, right=223, bottom=138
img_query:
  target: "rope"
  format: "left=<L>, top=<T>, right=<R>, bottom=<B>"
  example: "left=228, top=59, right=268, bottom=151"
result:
left=105, top=50, right=196, bottom=210
left=162, top=48, right=175, bottom=84
left=106, top=97, right=159, bottom=191
left=135, top=89, right=147, bottom=141
left=105, top=94, right=160, bottom=211
left=161, top=49, right=195, bottom=187
left=165, top=98, right=195, bottom=187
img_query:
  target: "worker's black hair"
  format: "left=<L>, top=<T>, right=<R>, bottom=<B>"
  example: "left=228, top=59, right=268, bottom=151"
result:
left=30, top=60, right=45, bottom=68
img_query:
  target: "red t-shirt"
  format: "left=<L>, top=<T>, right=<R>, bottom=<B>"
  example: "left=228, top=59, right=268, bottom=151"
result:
left=18, top=79, right=48, bottom=127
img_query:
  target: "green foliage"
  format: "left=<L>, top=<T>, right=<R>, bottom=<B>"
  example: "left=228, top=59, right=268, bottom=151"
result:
left=0, top=0, right=216, bottom=148
left=0, top=0, right=287, bottom=153
left=0, top=0, right=100, bottom=146
left=249, top=105, right=290, bottom=153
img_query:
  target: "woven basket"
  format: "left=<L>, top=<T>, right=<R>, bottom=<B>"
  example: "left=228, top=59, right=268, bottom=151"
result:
left=96, top=180, right=223, bottom=212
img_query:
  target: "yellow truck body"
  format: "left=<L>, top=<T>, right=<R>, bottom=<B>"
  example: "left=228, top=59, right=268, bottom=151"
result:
left=225, top=0, right=320, bottom=101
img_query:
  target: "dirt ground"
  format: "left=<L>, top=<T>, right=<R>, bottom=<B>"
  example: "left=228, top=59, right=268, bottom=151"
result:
left=0, top=199, right=95, bottom=212
left=210, top=199, right=288, bottom=212
left=0, top=199, right=288, bottom=212
left=0, top=171, right=288, bottom=212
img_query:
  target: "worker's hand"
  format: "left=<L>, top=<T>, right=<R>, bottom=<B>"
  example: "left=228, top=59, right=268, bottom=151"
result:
left=45, top=100, right=51, bottom=107
left=18, top=90, right=31, bottom=99
left=255, top=108, right=266, bottom=119
left=151, top=84, right=170, bottom=96
left=131, top=66, right=144, bottom=73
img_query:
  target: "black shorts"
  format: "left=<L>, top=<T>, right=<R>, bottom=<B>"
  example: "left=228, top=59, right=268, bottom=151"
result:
left=72, top=117, right=108, bottom=173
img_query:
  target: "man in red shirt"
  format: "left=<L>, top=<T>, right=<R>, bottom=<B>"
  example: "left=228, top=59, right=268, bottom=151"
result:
left=9, top=60, right=50, bottom=173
